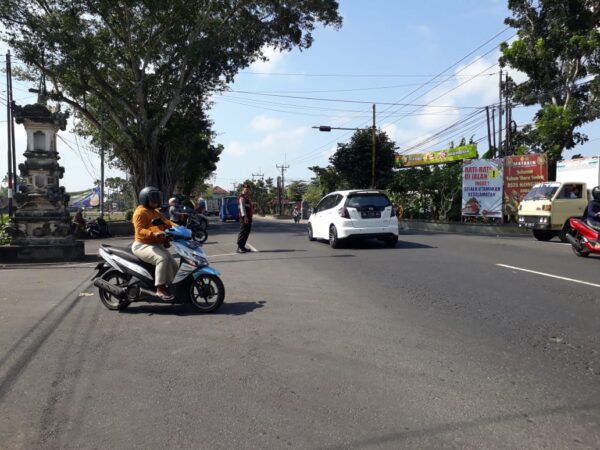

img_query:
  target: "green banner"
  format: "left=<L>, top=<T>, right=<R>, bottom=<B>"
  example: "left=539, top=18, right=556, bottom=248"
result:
left=395, top=144, right=478, bottom=167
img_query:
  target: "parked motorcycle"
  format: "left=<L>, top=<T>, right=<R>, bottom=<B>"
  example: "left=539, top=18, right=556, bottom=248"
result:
left=565, top=217, right=600, bottom=257
left=71, top=217, right=112, bottom=239
left=92, top=223, right=224, bottom=312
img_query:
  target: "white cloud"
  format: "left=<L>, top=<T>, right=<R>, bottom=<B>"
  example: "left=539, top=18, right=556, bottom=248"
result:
left=249, top=46, right=286, bottom=74
left=250, top=114, right=283, bottom=132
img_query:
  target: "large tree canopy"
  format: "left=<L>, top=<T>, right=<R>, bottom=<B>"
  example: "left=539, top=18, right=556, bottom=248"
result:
left=0, top=0, right=342, bottom=194
left=500, top=0, right=600, bottom=171
left=329, top=129, right=397, bottom=189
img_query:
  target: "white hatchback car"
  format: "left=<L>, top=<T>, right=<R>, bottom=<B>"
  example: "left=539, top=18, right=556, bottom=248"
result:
left=307, top=190, right=399, bottom=248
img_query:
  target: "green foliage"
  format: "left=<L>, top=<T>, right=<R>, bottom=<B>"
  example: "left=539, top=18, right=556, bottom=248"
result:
left=0, top=222, right=10, bottom=245
left=329, top=129, right=397, bottom=189
left=125, top=210, right=134, bottom=222
left=0, top=0, right=342, bottom=195
left=302, top=183, right=323, bottom=206
left=286, top=181, right=308, bottom=201
left=500, top=0, right=600, bottom=166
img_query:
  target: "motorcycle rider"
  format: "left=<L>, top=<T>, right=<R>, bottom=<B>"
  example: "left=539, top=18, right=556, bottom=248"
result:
left=168, top=197, right=188, bottom=225
left=131, top=187, right=178, bottom=301
left=583, top=186, right=600, bottom=249
left=74, top=207, right=87, bottom=231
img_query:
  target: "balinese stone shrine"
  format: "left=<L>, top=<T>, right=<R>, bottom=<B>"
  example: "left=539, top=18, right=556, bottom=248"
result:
left=1, top=102, right=84, bottom=262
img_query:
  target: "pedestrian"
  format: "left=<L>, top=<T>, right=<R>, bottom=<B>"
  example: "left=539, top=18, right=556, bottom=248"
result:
left=236, top=183, right=254, bottom=253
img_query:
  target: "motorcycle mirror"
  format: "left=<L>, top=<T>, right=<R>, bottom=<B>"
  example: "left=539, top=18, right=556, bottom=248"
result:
left=151, top=218, right=165, bottom=226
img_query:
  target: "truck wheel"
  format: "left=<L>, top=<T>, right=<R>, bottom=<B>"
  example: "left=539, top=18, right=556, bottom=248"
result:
left=532, top=229, right=555, bottom=241
left=559, top=222, right=572, bottom=243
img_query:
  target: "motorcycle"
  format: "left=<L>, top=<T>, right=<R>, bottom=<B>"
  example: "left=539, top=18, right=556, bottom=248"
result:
left=182, top=207, right=209, bottom=244
left=71, top=217, right=112, bottom=239
left=92, top=222, right=224, bottom=312
left=565, top=217, right=600, bottom=257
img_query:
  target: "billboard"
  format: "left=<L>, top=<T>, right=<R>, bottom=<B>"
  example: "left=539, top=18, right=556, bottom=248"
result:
left=503, top=154, right=548, bottom=221
left=396, top=144, right=478, bottom=168
left=462, top=159, right=504, bottom=218
left=70, top=187, right=101, bottom=208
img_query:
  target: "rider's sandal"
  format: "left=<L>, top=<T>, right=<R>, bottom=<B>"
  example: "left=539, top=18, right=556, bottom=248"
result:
left=156, top=291, right=175, bottom=301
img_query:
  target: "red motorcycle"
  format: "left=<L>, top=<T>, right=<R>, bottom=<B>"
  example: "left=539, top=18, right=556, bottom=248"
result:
left=565, top=217, right=600, bottom=257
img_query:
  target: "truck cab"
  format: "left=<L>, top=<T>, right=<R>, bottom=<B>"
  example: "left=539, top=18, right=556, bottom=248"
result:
left=518, top=181, right=587, bottom=241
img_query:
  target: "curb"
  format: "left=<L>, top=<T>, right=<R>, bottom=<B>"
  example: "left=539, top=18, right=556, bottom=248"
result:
left=399, top=219, right=531, bottom=237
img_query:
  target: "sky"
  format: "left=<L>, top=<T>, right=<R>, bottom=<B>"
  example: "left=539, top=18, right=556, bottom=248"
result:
left=2, top=0, right=600, bottom=193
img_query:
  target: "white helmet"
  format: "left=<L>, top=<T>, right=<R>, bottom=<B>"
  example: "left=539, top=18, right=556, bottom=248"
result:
left=168, top=197, right=178, bottom=206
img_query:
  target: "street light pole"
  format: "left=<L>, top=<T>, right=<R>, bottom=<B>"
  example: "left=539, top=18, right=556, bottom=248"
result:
left=313, top=103, right=377, bottom=189
left=371, top=103, right=376, bottom=189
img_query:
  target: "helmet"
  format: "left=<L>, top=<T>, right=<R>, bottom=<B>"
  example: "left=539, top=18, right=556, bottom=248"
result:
left=139, top=186, right=162, bottom=207
left=168, top=197, right=178, bottom=206
left=593, top=186, right=600, bottom=201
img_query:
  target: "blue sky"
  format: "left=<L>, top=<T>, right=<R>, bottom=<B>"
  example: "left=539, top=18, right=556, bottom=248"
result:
left=2, top=0, right=600, bottom=192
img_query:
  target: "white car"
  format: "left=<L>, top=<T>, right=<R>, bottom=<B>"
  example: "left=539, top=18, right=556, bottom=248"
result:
left=307, top=190, right=399, bottom=248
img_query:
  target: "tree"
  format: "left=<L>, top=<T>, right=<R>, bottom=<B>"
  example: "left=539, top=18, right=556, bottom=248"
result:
left=286, top=180, right=308, bottom=201
left=329, top=129, right=397, bottom=189
left=0, top=1, right=342, bottom=195
left=500, top=0, right=600, bottom=176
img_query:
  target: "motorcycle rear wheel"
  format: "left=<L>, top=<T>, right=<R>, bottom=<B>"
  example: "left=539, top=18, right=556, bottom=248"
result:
left=98, top=270, right=132, bottom=310
left=186, top=274, right=224, bottom=313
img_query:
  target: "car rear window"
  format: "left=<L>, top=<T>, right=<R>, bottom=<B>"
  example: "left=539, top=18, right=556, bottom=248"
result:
left=346, top=193, right=391, bottom=209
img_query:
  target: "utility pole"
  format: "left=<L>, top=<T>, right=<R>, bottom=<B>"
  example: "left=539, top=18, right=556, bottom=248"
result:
left=371, top=103, right=376, bottom=189
left=491, top=107, right=497, bottom=154
left=276, top=163, right=289, bottom=216
left=252, top=172, right=264, bottom=182
left=485, top=106, right=493, bottom=155
left=498, top=69, right=503, bottom=157
left=5, top=51, right=13, bottom=216
left=505, top=72, right=512, bottom=156
left=100, top=107, right=105, bottom=218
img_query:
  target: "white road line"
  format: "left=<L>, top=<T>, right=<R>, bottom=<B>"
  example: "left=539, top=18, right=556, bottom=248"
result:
left=209, top=252, right=240, bottom=257
left=496, top=263, right=600, bottom=288
left=246, top=244, right=258, bottom=252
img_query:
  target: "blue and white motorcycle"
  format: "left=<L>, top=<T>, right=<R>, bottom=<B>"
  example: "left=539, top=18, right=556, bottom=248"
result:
left=92, top=224, right=224, bottom=313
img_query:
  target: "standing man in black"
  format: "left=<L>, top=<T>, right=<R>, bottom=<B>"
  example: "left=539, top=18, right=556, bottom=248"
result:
left=236, top=184, right=254, bottom=253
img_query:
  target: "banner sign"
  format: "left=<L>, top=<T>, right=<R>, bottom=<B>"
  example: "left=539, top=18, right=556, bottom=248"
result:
left=503, top=154, right=548, bottom=220
left=461, top=159, right=504, bottom=218
left=396, top=144, right=478, bottom=168
left=70, top=187, right=101, bottom=208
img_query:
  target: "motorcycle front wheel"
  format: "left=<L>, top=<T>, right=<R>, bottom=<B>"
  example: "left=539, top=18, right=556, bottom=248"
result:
left=186, top=274, right=224, bottom=313
left=569, top=230, right=591, bottom=257
left=98, top=270, right=132, bottom=310
left=192, top=229, right=208, bottom=244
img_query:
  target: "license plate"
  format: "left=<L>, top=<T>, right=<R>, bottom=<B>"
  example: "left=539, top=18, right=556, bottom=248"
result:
left=361, top=210, right=380, bottom=218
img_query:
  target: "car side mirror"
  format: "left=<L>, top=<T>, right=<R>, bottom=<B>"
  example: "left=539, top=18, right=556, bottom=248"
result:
left=312, top=207, right=317, bottom=214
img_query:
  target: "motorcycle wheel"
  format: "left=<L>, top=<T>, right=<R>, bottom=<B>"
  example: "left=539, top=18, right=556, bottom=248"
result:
left=186, top=274, right=224, bottom=313
left=98, top=270, right=131, bottom=310
left=192, top=229, right=208, bottom=244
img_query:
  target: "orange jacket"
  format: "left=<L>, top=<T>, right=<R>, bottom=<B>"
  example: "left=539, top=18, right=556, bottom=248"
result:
left=132, top=205, right=177, bottom=245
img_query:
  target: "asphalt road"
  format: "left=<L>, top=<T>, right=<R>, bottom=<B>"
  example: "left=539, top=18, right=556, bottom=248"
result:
left=0, top=218, right=599, bottom=449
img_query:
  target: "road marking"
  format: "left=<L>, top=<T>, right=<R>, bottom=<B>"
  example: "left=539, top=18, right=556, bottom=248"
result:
left=246, top=244, right=258, bottom=252
left=496, top=264, right=600, bottom=288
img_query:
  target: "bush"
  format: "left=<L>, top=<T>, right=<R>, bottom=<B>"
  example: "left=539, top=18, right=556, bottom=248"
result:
left=125, top=210, right=134, bottom=221
left=0, top=223, right=11, bottom=245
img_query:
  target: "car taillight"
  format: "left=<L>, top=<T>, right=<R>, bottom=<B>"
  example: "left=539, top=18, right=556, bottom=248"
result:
left=338, top=207, right=350, bottom=218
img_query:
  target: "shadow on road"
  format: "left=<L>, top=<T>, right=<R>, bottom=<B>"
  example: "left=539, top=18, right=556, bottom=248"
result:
left=213, top=254, right=356, bottom=264
left=118, top=300, right=266, bottom=316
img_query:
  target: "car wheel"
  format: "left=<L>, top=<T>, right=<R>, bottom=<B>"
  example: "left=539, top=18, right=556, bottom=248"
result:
left=307, top=224, right=316, bottom=241
left=384, top=235, right=398, bottom=247
left=329, top=225, right=340, bottom=249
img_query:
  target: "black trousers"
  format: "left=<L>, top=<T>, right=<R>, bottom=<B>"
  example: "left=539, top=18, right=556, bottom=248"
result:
left=237, top=219, right=252, bottom=248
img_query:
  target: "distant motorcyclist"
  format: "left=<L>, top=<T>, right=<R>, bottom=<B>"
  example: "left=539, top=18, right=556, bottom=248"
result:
left=169, top=197, right=188, bottom=225
left=292, top=206, right=301, bottom=224
left=73, top=208, right=87, bottom=231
